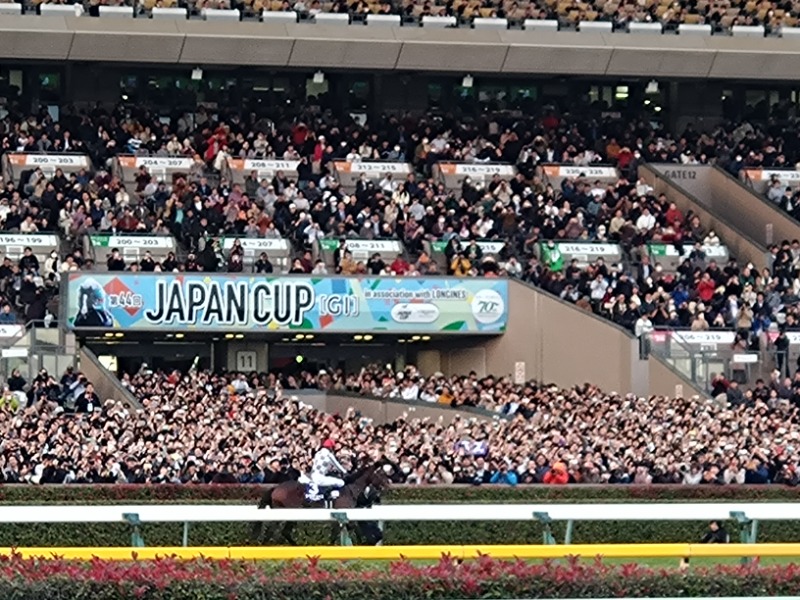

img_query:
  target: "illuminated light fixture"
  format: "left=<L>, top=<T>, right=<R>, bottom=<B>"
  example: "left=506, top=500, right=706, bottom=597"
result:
left=175, top=333, right=184, bottom=339
left=294, top=334, right=305, bottom=340
left=645, top=79, right=659, bottom=94
left=234, top=333, right=244, bottom=339
left=313, top=70, right=325, bottom=84
left=398, top=339, right=406, bottom=343
left=644, top=99, right=651, bottom=105
left=114, top=332, right=124, bottom=338
left=462, top=74, right=473, bottom=88
left=363, top=334, right=374, bottom=341
left=421, top=335, right=431, bottom=341
left=654, top=106, right=662, bottom=112
left=354, top=335, right=363, bottom=341
left=104, top=332, right=114, bottom=338
left=224, top=333, right=235, bottom=339
left=281, top=338, right=290, bottom=342
left=305, top=334, right=314, bottom=340
left=191, top=68, right=203, bottom=81
left=411, top=335, right=421, bottom=341
left=296, top=355, right=304, bottom=363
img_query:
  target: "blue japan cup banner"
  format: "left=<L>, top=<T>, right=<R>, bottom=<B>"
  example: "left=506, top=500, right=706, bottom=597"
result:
left=65, top=274, right=508, bottom=334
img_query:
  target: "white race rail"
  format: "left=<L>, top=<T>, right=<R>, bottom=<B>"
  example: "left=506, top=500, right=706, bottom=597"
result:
left=0, top=503, right=797, bottom=523
left=0, top=503, right=794, bottom=547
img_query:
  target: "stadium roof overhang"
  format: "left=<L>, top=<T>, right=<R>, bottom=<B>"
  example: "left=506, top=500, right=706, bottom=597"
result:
left=0, top=15, right=796, bottom=80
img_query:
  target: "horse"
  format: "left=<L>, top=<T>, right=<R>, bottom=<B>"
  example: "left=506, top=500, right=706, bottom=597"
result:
left=251, top=462, right=390, bottom=546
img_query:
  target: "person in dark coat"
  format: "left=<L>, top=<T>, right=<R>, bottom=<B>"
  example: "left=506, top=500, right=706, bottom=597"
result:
left=75, top=383, right=100, bottom=413
left=682, top=520, right=730, bottom=568
left=701, top=520, right=730, bottom=544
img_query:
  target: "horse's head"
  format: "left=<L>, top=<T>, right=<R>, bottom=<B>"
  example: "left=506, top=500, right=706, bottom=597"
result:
left=365, top=461, right=392, bottom=492
left=355, top=462, right=391, bottom=508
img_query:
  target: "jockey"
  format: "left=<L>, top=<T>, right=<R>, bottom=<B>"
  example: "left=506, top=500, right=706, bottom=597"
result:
left=310, top=439, right=346, bottom=498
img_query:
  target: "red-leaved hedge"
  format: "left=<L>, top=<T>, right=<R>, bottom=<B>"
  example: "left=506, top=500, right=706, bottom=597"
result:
left=0, top=554, right=799, bottom=599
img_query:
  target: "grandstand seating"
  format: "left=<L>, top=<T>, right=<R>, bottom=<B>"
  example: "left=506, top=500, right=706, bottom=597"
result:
left=1, top=83, right=800, bottom=489
left=5, top=0, right=800, bottom=33
left=1, top=105, right=799, bottom=339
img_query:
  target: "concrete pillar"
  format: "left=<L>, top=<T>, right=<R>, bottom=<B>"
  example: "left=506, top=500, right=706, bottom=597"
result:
left=223, top=341, right=269, bottom=373
left=415, top=349, right=441, bottom=376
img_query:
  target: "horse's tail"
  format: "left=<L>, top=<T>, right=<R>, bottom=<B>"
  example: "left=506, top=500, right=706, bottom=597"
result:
left=250, top=487, right=274, bottom=543
left=258, top=487, right=274, bottom=510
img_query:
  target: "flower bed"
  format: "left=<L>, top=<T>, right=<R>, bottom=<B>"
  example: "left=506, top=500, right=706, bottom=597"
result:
left=0, top=555, right=798, bottom=599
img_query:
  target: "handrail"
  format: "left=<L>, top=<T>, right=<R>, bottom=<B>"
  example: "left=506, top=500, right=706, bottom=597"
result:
left=289, top=388, right=511, bottom=422
left=109, top=156, right=123, bottom=183
left=647, top=328, right=709, bottom=388
left=78, top=346, right=143, bottom=409
left=3, top=150, right=92, bottom=155
left=642, top=164, right=770, bottom=262
left=88, top=232, right=176, bottom=239
left=0, top=320, right=69, bottom=347
left=0, top=153, right=12, bottom=182
left=0, top=322, right=29, bottom=348
left=3, top=482, right=799, bottom=492
left=513, top=277, right=635, bottom=339
left=715, top=164, right=800, bottom=230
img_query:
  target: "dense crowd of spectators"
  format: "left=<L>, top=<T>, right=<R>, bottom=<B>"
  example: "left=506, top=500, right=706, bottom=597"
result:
left=2, top=104, right=800, bottom=335
left=0, top=246, right=61, bottom=327
left=3, top=365, right=800, bottom=485
left=14, top=0, right=800, bottom=33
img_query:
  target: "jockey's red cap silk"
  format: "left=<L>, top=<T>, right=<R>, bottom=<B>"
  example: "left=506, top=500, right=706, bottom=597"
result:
left=322, top=439, right=336, bottom=449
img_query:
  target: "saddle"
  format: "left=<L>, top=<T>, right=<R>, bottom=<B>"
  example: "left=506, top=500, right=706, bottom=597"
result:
left=299, top=474, right=340, bottom=505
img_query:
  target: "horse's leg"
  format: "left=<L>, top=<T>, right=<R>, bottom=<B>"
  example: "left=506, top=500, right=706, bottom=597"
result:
left=251, top=488, right=272, bottom=544
left=359, top=521, right=383, bottom=546
left=329, top=522, right=339, bottom=545
left=281, top=521, right=297, bottom=546
left=259, top=522, right=279, bottom=545
left=249, top=521, right=264, bottom=544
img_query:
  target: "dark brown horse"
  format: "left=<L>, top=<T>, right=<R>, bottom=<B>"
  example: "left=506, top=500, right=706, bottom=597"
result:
left=251, top=462, right=390, bottom=545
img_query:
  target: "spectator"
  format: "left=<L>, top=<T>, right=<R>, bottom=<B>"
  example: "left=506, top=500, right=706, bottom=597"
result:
left=490, top=462, right=519, bottom=486
left=7, top=369, right=25, bottom=394
left=0, top=304, right=16, bottom=325
left=543, top=462, right=569, bottom=484
left=18, top=247, right=39, bottom=274
left=74, top=382, right=99, bottom=413
left=254, top=253, right=274, bottom=274
left=106, top=249, right=126, bottom=272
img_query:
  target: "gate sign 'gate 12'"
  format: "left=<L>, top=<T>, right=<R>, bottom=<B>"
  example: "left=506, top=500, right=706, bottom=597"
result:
left=64, top=274, right=508, bottom=334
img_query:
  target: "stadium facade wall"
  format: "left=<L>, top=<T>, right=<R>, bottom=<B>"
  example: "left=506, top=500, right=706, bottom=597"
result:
left=179, top=279, right=700, bottom=399
left=78, top=346, right=142, bottom=408
left=641, top=165, right=769, bottom=270
left=289, top=390, right=505, bottom=424
left=443, top=280, right=703, bottom=398
left=1, top=15, right=800, bottom=79
left=648, top=164, right=799, bottom=250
